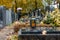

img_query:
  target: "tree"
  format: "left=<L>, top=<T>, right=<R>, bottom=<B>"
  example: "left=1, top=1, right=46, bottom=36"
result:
left=43, top=9, right=60, bottom=26
left=16, top=0, right=44, bottom=13
left=0, top=0, right=45, bottom=13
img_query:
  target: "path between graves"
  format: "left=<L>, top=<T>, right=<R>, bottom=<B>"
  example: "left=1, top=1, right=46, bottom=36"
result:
left=0, top=26, right=14, bottom=40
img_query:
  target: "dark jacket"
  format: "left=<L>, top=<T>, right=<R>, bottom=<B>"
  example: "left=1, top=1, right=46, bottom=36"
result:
left=17, top=11, right=21, bottom=20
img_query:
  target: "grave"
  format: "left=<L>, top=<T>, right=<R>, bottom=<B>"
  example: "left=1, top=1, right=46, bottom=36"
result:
left=0, top=6, right=15, bottom=28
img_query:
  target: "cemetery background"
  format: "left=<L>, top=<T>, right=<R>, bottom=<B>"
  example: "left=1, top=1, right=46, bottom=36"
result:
left=0, top=0, right=60, bottom=40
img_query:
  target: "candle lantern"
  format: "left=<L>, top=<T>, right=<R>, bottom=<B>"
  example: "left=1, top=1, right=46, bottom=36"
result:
left=30, top=18, right=36, bottom=29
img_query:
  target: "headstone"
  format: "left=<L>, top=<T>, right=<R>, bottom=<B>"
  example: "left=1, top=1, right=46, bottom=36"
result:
left=0, top=6, right=12, bottom=27
left=11, top=9, right=15, bottom=23
left=6, top=9, right=12, bottom=25
left=0, top=6, right=6, bottom=27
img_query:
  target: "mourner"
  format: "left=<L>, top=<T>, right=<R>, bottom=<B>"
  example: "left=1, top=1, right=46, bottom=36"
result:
left=17, top=8, right=22, bottom=20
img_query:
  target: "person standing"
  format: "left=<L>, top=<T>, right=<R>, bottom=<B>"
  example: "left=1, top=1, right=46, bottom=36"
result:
left=17, top=8, right=22, bottom=20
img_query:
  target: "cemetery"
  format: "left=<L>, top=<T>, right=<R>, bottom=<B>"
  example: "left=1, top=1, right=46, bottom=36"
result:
left=0, top=0, right=60, bottom=40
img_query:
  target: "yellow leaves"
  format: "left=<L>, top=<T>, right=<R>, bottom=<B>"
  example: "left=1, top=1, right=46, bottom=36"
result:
left=22, top=0, right=27, bottom=4
left=0, top=0, right=12, bottom=8
left=7, top=35, right=18, bottom=40
left=16, top=0, right=44, bottom=13
left=0, top=0, right=44, bottom=13
left=4, top=3, right=12, bottom=8
left=43, top=8, right=60, bottom=26
left=50, top=8, right=60, bottom=26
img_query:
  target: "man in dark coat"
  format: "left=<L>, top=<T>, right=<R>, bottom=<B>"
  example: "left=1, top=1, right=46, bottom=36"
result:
left=17, top=10, right=21, bottom=20
left=17, top=8, right=22, bottom=20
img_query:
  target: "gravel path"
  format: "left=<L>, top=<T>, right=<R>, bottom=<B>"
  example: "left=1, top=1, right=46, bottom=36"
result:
left=0, top=26, right=14, bottom=40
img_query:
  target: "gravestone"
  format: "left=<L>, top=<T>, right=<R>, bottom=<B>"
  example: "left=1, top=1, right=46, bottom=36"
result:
left=0, top=6, right=13, bottom=28
left=11, top=9, right=15, bottom=23
left=0, top=6, right=6, bottom=27
left=6, top=9, right=12, bottom=25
